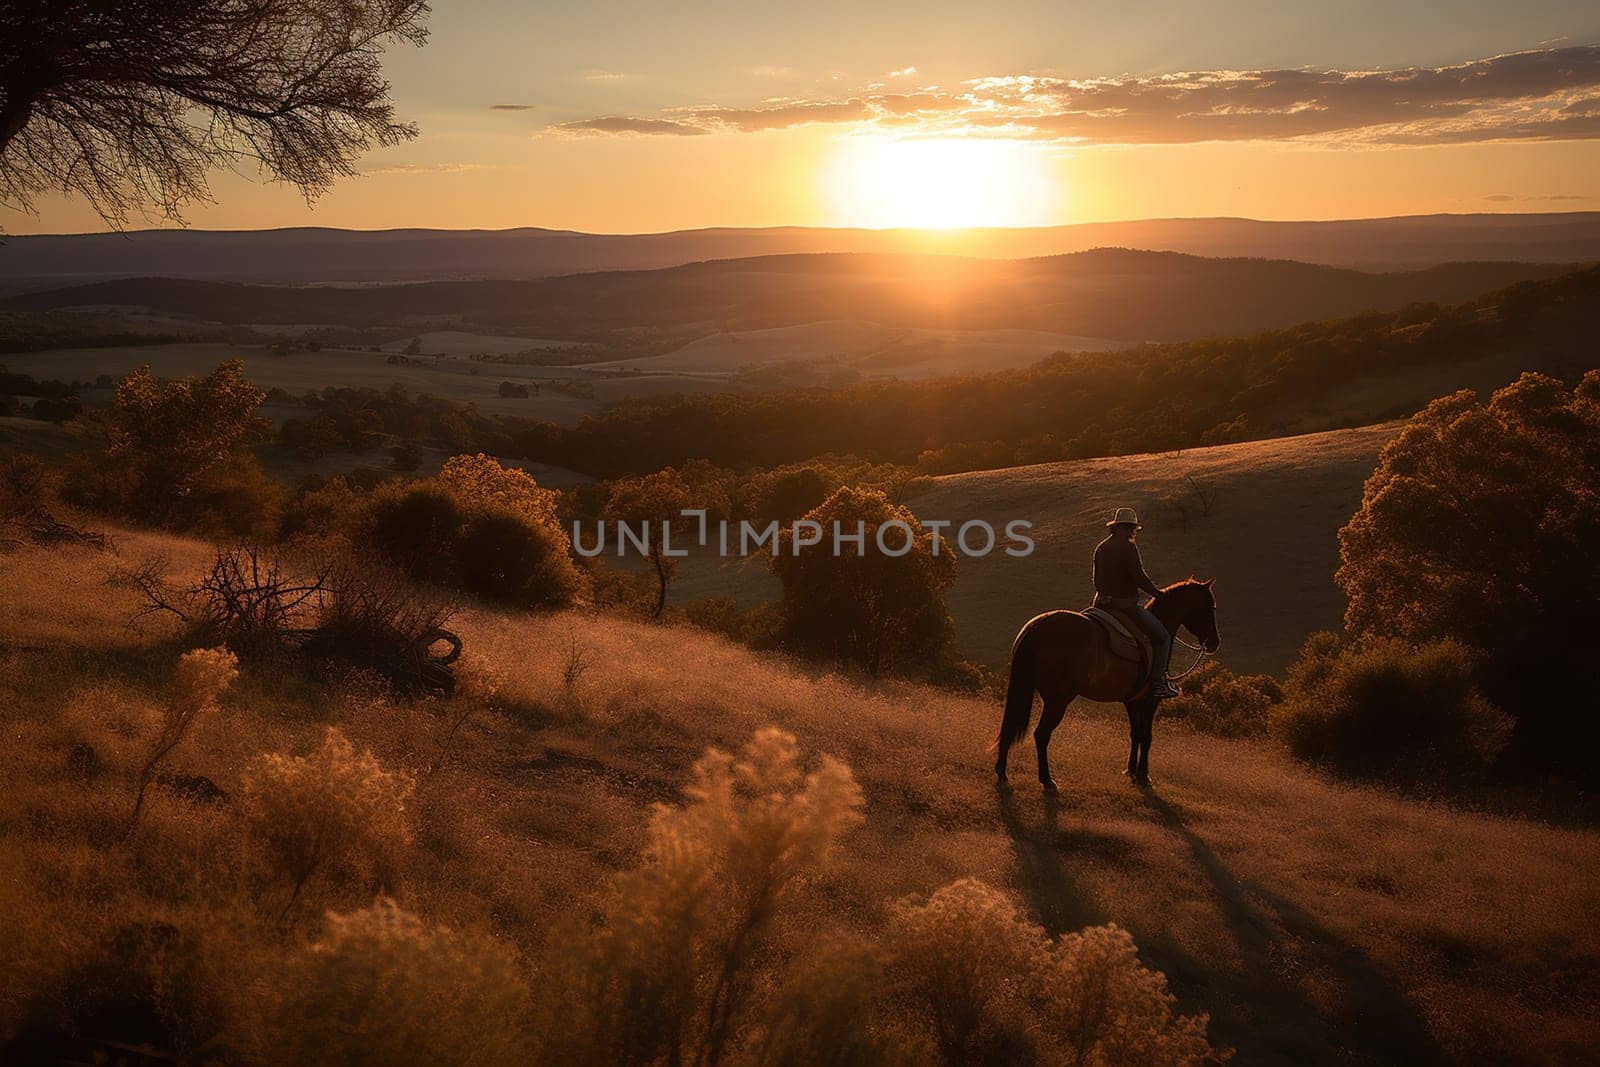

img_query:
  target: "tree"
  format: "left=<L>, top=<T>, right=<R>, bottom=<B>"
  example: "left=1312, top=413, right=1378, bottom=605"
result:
left=603, top=468, right=695, bottom=619
left=1335, top=371, right=1600, bottom=778
left=0, top=0, right=429, bottom=227
left=101, top=359, right=273, bottom=522
left=771, top=487, right=956, bottom=676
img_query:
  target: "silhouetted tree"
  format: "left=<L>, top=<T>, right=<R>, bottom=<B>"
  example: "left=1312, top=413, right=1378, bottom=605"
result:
left=1336, top=371, right=1600, bottom=779
left=772, top=487, right=956, bottom=676
left=99, top=359, right=274, bottom=524
left=0, top=0, right=429, bottom=226
left=603, top=468, right=694, bottom=618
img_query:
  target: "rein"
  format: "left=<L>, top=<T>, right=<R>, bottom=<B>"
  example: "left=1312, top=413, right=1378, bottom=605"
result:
left=1168, top=634, right=1211, bottom=680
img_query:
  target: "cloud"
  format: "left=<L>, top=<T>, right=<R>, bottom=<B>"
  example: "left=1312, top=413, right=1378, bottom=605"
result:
left=549, top=45, right=1600, bottom=147
left=550, top=115, right=707, bottom=137
left=489, top=104, right=535, bottom=111
left=889, top=66, right=918, bottom=78
left=675, top=98, right=876, bottom=132
left=581, top=69, right=634, bottom=82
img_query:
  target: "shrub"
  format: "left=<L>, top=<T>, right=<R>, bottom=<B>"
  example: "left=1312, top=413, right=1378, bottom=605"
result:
left=1160, top=660, right=1281, bottom=739
left=97, top=360, right=274, bottom=526
left=363, top=454, right=586, bottom=608
left=771, top=487, right=956, bottom=676
left=29, top=395, right=82, bottom=423
left=366, top=481, right=465, bottom=585
left=266, top=899, right=527, bottom=1066
left=881, top=879, right=1220, bottom=1066
left=0, top=453, right=59, bottom=517
left=1275, top=634, right=1513, bottom=784
left=241, top=727, right=414, bottom=921
left=535, top=728, right=865, bottom=1066
left=677, top=596, right=783, bottom=650
left=175, top=452, right=288, bottom=540
left=1335, top=371, right=1600, bottom=779
left=305, top=560, right=460, bottom=693
left=457, top=505, right=586, bottom=608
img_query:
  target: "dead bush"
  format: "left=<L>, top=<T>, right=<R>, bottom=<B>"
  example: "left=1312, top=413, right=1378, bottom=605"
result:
left=132, top=547, right=461, bottom=693
left=305, top=559, right=461, bottom=693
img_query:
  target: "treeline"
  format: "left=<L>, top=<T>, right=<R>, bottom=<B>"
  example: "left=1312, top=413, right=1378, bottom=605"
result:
left=507, top=266, right=1600, bottom=477
left=0, top=366, right=113, bottom=421
left=275, top=384, right=512, bottom=463
left=0, top=310, right=210, bottom=353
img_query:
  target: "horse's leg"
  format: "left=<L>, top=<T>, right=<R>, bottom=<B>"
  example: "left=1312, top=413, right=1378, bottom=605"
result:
left=1034, top=693, right=1070, bottom=792
left=1135, top=698, right=1156, bottom=785
left=1124, top=702, right=1139, bottom=778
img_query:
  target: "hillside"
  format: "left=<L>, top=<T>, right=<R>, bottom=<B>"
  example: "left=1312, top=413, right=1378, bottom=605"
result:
left=2, top=212, right=1598, bottom=283
left=917, top=424, right=1398, bottom=674
left=3, top=533, right=1596, bottom=1065
left=667, top=423, right=1397, bottom=676
left=1, top=251, right=1573, bottom=351
left=522, top=264, right=1600, bottom=477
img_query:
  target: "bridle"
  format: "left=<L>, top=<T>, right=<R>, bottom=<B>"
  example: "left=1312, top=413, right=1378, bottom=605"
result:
left=1163, top=587, right=1216, bottom=681
left=1169, top=634, right=1212, bottom=680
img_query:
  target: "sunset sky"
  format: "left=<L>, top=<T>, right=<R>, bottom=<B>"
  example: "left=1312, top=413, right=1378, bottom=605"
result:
left=5, top=0, right=1600, bottom=234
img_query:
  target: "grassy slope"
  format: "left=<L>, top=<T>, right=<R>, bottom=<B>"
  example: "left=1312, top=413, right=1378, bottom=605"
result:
left=4, top=533, right=1596, bottom=1065
left=669, top=422, right=1398, bottom=676
left=915, top=423, right=1400, bottom=675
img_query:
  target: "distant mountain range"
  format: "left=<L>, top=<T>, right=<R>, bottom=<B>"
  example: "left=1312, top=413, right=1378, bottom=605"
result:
left=2, top=212, right=1598, bottom=284
left=2, top=250, right=1575, bottom=347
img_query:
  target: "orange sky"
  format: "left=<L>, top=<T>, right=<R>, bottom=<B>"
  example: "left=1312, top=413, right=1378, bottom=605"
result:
left=3, top=2, right=1599, bottom=234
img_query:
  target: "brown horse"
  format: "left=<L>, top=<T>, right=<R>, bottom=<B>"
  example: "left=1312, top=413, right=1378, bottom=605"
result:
left=994, top=578, right=1221, bottom=789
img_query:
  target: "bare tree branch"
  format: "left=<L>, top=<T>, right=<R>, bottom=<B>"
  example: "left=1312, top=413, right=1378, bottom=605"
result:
left=0, top=0, right=429, bottom=227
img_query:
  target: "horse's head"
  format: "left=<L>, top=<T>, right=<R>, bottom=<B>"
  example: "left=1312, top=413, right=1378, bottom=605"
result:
left=1163, top=577, right=1221, bottom=653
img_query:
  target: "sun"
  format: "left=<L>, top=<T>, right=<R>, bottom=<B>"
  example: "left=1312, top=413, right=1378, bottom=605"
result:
left=824, top=137, right=1059, bottom=229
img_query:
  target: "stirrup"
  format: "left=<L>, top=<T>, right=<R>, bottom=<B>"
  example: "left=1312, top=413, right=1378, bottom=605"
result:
left=1154, top=679, right=1179, bottom=699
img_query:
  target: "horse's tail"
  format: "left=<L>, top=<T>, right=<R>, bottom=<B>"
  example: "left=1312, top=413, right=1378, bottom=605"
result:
left=993, top=624, right=1039, bottom=756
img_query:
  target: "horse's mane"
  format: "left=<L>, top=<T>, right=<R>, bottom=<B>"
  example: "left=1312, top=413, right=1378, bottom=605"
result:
left=1159, top=577, right=1211, bottom=595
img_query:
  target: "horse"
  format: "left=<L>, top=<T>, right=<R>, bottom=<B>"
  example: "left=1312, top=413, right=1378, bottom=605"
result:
left=994, top=578, right=1221, bottom=790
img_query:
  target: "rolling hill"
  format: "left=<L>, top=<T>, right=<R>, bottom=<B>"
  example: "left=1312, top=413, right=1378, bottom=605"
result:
left=2, top=211, right=1598, bottom=283
left=0, top=250, right=1574, bottom=354
left=4, top=532, right=1596, bottom=1065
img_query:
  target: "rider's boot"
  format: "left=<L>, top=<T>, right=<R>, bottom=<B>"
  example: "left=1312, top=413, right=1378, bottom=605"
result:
left=1154, top=675, right=1179, bottom=699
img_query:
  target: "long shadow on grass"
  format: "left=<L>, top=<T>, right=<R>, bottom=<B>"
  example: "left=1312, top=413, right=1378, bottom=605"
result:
left=1140, top=788, right=1449, bottom=1066
left=994, top=786, right=1109, bottom=935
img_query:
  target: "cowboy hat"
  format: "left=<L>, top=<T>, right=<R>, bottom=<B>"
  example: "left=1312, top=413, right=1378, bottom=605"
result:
left=1105, top=507, right=1142, bottom=529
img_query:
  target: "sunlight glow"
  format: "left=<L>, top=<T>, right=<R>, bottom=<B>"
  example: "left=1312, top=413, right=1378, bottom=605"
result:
left=824, top=137, right=1060, bottom=229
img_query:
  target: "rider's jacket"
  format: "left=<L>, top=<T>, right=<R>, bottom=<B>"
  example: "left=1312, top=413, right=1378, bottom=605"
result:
left=1092, top=535, right=1161, bottom=602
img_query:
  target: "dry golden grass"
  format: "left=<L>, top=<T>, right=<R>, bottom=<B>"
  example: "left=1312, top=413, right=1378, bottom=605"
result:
left=2, top=531, right=1597, bottom=1063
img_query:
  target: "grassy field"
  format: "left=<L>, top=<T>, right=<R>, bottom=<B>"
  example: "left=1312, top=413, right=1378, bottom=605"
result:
left=667, top=423, right=1398, bottom=676
left=0, top=342, right=737, bottom=427
left=3, top=531, right=1596, bottom=1064
left=592, top=319, right=1121, bottom=380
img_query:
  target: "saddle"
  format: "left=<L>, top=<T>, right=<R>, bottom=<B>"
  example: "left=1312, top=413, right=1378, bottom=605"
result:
left=1083, top=605, right=1155, bottom=697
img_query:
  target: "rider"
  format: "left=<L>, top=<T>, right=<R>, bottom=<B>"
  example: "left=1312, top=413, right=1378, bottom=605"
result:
left=1092, top=507, right=1178, bottom=699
